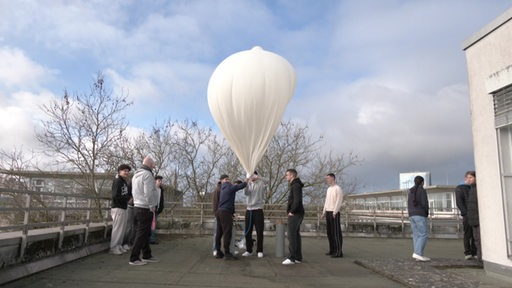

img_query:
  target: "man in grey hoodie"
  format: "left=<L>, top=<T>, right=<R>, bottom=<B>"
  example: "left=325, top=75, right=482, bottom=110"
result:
left=242, top=171, right=267, bottom=258
left=128, top=156, right=160, bottom=266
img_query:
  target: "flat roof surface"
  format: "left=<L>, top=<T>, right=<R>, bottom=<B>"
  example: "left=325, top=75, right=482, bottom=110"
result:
left=3, top=235, right=512, bottom=288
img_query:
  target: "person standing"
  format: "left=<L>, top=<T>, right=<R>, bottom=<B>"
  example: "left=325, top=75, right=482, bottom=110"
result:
left=242, top=171, right=267, bottom=258
left=128, top=156, right=160, bottom=266
left=321, top=173, right=344, bottom=258
left=149, top=175, right=165, bottom=245
left=282, top=169, right=305, bottom=265
left=455, top=171, right=477, bottom=260
left=110, top=164, right=132, bottom=255
left=408, top=175, right=430, bottom=262
left=215, top=174, right=248, bottom=260
left=466, top=171, right=482, bottom=263
left=211, top=181, right=222, bottom=256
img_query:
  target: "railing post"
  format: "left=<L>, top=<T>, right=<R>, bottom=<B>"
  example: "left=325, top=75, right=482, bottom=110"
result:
left=200, top=202, right=204, bottom=229
left=58, top=195, right=68, bottom=249
left=85, top=198, right=92, bottom=243
left=275, top=219, right=285, bottom=257
left=316, top=205, right=320, bottom=232
left=372, top=208, right=377, bottom=233
left=19, top=192, right=32, bottom=261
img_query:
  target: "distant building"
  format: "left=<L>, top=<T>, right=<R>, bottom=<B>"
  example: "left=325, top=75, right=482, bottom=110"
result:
left=347, top=185, right=456, bottom=215
left=463, top=7, right=512, bottom=280
left=399, top=172, right=431, bottom=189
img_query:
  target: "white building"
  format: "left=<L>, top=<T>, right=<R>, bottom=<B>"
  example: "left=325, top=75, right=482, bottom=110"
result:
left=463, top=7, right=512, bottom=280
left=399, top=172, right=431, bottom=190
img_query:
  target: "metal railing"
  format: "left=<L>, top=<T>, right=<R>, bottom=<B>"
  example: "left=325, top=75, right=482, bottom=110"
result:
left=0, top=187, right=111, bottom=258
left=160, top=201, right=463, bottom=237
left=0, top=188, right=463, bottom=240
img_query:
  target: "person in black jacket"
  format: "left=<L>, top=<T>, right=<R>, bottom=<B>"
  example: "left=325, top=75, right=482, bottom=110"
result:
left=465, top=171, right=481, bottom=262
left=110, top=164, right=132, bottom=255
left=455, top=171, right=477, bottom=260
left=408, top=175, right=430, bottom=262
left=149, top=175, right=165, bottom=244
left=282, top=169, right=305, bottom=265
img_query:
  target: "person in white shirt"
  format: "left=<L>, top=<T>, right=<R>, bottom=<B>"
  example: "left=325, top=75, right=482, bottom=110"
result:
left=321, top=173, right=344, bottom=258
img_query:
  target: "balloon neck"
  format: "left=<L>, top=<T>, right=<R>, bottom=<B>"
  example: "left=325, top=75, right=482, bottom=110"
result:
left=252, top=46, right=263, bottom=51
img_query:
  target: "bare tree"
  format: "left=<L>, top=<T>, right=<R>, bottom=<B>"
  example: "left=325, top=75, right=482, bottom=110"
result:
left=170, top=120, right=232, bottom=203
left=255, top=121, right=362, bottom=206
left=0, top=147, right=53, bottom=225
left=35, top=72, right=132, bottom=214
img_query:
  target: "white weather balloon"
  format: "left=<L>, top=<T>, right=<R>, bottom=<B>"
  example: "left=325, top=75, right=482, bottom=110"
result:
left=207, top=46, right=296, bottom=176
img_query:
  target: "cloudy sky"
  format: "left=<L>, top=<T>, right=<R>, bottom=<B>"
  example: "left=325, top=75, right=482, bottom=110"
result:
left=1, top=0, right=510, bottom=192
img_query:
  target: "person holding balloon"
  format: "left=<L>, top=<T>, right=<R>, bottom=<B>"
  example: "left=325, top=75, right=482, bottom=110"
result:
left=282, top=169, right=305, bottom=265
left=215, top=174, right=249, bottom=260
left=241, top=171, right=268, bottom=258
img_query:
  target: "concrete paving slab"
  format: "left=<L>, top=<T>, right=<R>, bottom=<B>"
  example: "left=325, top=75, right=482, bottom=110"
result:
left=2, top=235, right=512, bottom=288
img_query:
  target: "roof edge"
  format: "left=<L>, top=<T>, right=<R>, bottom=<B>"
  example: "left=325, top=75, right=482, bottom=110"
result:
left=463, top=7, right=512, bottom=51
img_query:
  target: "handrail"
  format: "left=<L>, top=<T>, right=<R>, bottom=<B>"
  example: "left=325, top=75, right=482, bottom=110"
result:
left=1, top=188, right=463, bottom=238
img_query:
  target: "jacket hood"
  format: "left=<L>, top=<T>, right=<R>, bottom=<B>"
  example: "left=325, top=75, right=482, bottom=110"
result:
left=291, top=178, right=304, bottom=187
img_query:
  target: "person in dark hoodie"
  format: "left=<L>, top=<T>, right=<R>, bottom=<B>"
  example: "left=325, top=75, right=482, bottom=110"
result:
left=214, top=174, right=248, bottom=260
left=282, top=168, right=305, bottom=265
left=149, top=175, right=165, bottom=245
left=455, top=171, right=477, bottom=260
left=408, top=175, right=430, bottom=262
left=110, top=164, right=132, bottom=255
left=465, top=171, right=481, bottom=263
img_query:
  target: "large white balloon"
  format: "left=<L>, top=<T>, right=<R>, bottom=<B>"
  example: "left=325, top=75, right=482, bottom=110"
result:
left=207, top=46, right=296, bottom=176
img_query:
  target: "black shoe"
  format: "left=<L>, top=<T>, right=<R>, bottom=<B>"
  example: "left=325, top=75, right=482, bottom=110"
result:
left=215, top=251, right=225, bottom=259
left=150, top=241, right=159, bottom=245
left=224, top=253, right=238, bottom=260
left=331, top=254, right=343, bottom=258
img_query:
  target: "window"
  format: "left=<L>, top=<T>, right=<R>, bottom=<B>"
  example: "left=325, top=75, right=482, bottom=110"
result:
left=494, top=85, right=512, bottom=259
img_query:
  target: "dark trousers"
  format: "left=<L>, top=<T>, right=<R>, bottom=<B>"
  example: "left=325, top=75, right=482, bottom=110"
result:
left=326, top=211, right=343, bottom=256
left=245, top=209, right=264, bottom=253
left=287, top=213, right=303, bottom=261
left=215, top=210, right=234, bottom=254
left=129, top=207, right=153, bottom=262
left=472, top=225, right=482, bottom=261
left=462, top=216, right=476, bottom=256
left=124, top=206, right=136, bottom=246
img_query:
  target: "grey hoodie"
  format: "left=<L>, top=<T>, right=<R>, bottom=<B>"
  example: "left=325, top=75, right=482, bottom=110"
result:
left=131, top=165, right=158, bottom=210
left=245, top=178, right=267, bottom=210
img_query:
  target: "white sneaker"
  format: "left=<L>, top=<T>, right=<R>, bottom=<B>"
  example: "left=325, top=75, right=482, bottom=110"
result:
left=465, top=255, right=473, bottom=260
left=282, top=259, right=295, bottom=265
left=242, top=251, right=252, bottom=257
left=122, top=244, right=131, bottom=251
left=257, top=252, right=264, bottom=258
left=109, top=247, right=123, bottom=255
left=128, top=260, right=147, bottom=266
left=213, top=250, right=217, bottom=257
left=142, top=257, right=160, bottom=263
left=412, top=253, right=431, bottom=262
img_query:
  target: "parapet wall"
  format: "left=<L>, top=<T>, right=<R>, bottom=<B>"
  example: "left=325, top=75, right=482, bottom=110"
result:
left=0, top=223, right=111, bottom=285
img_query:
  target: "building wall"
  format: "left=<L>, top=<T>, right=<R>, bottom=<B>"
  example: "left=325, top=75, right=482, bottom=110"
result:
left=463, top=7, right=512, bottom=276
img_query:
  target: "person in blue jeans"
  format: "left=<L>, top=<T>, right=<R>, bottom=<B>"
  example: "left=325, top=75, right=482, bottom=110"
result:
left=408, top=175, right=430, bottom=262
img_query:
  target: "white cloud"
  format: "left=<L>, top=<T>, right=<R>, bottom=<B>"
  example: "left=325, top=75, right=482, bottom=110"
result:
left=0, top=0, right=510, bottom=191
left=0, top=90, right=55, bottom=151
left=0, top=47, right=54, bottom=90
